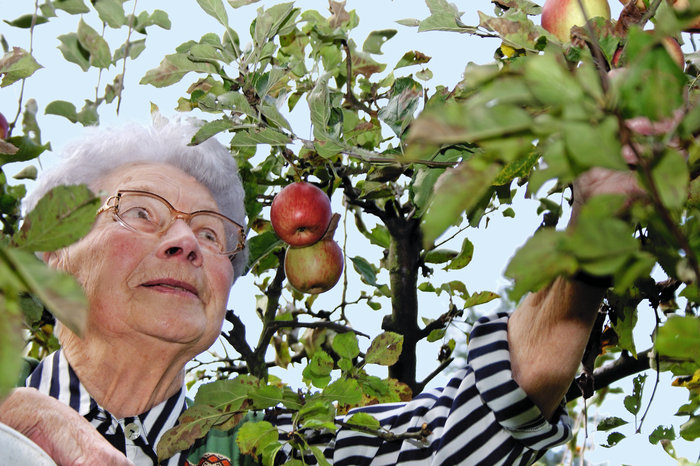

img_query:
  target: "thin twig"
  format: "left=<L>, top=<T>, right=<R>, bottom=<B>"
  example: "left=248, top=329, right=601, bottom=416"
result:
left=337, top=420, right=432, bottom=445
left=415, top=357, right=454, bottom=394
left=116, top=0, right=138, bottom=114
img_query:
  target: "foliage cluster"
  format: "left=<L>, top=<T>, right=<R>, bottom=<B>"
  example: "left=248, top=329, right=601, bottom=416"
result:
left=2, top=0, right=700, bottom=463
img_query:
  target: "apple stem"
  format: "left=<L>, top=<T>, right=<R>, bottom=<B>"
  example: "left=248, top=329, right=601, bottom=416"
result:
left=321, top=213, right=341, bottom=241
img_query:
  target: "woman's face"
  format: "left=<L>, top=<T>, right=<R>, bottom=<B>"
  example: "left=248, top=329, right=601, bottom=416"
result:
left=52, top=163, right=236, bottom=352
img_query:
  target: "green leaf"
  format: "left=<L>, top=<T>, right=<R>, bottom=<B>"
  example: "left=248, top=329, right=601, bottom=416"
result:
left=463, top=290, right=499, bottom=308
left=563, top=117, right=627, bottom=171
left=322, top=378, right=362, bottom=406
left=140, top=53, right=217, bottom=87
left=407, top=101, right=532, bottom=149
left=418, top=0, right=470, bottom=32
left=77, top=100, right=99, bottom=127
left=378, top=77, right=421, bottom=137
left=346, top=412, right=381, bottom=430
left=524, top=53, right=583, bottom=106
left=4, top=14, right=50, bottom=29
left=57, top=33, right=90, bottom=71
left=249, top=385, right=284, bottom=410
left=364, top=225, right=391, bottom=249
left=395, top=50, right=431, bottom=69
left=218, top=91, right=257, bottom=116
left=309, top=445, right=332, bottom=466
left=308, top=73, right=331, bottom=140
left=505, top=229, right=578, bottom=302
left=656, top=316, right=700, bottom=369
left=197, top=0, right=229, bottom=26
left=113, top=38, right=147, bottom=61
left=0, top=135, right=50, bottom=166
left=0, top=47, right=43, bottom=87
left=247, top=231, right=283, bottom=273
left=302, top=350, right=334, bottom=388
left=427, top=328, right=445, bottom=342
left=478, top=10, right=542, bottom=51
left=1, top=246, right=87, bottom=337
left=228, top=0, right=262, bottom=7
left=253, top=2, right=296, bottom=47
left=602, top=431, right=626, bottom=448
left=332, top=331, right=359, bottom=360
left=565, top=205, right=638, bottom=276
left=680, top=415, right=700, bottom=441
left=421, top=161, right=501, bottom=248
left=157, top=405, right=222, bottom=460
left=652, top=149, right=689, bottom=210
left=296, top=399, right=336, bottom=428
left=13, top=165, right=38, bottom=181
left=0, top=296, right=24, bottom=398
left=54, top=0, right=90, bottom=15
left=230, top=128, right=292, bottom=147
left=610, top=304, right=637, bottom=357
left=260, top=101, right=292, bottom=131
left=133, top=9, right=172, bottom=32
left=94, top=0, right=126, bottom=28
left=13, top=185, right=100, bottom=252
left=615, top=27, right=687, bottom=121
left=350, top=256, right=377, bottom=286
left=424, top=249, right=457, bottom=264
left=363, top=29, right=396, bottom=54
left=649, top=425, right=676, bottom=444
left=191, top=118, right=234, bottom=145
left=77, top=19, right=112, bottom=69
left=45, top=100, right=79, bottom=123
left=623, top=373, right=647, bottom=416
left=597, top=416, right=628, bottom=432
left=194, top=376, right=258, bottom=410
left=446, top=237, right=474, bottom=270
left=365, top=332, right=403, bottom=366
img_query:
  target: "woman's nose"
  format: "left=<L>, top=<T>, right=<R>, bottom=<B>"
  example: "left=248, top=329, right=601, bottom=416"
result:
left=156, top=219, right=203, bottom=266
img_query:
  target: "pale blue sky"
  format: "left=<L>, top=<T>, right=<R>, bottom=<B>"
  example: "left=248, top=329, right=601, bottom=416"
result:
left=1, top=1, right=692, bottom=464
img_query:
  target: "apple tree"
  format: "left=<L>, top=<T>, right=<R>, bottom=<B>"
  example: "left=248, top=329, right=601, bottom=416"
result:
left=2, top=0, right=700, bottom=464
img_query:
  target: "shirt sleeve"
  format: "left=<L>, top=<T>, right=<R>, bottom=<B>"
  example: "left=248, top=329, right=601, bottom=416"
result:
left=323, top=312, right=573, bottom=465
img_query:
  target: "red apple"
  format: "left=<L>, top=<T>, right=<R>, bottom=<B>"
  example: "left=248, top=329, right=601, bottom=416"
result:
left=541, top=0, right=612, bottom=42
left=270, top=182, right=332, bottom=247
left=0, top=112, right=8, bottom=140
left=284, top=239, right=343, bottom=294
left=661, top=36, right=684, bottom=68
left=618, top=0, right=700, bottom=32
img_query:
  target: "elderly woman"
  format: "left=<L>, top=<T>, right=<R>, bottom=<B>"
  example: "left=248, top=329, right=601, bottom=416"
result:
left=0, top=116, right=626, bottom=465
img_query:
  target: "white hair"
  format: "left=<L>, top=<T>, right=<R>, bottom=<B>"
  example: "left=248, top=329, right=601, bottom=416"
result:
left=24, top=114, right=248, bottom=279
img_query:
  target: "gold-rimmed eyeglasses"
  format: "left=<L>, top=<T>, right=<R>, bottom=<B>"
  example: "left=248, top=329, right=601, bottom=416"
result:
left=97, top=189, right=245, bottom=258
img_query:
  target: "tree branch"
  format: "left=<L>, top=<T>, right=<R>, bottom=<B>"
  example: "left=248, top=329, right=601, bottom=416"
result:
left=566, top=348, right=652, bottom=402
left=414, top=357, right=454, bottom=394
left=337, top=420, right=432, bottom=446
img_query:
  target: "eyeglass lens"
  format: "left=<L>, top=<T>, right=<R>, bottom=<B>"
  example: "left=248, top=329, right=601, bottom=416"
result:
left=116, top=192, right=241, bottom=255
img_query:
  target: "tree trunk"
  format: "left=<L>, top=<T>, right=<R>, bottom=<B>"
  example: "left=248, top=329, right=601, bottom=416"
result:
left=384, top=215, right=422, bottom=394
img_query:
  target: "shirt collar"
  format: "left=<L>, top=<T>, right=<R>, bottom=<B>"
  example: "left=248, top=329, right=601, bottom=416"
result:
left=26, top=349, right=188, bottom=461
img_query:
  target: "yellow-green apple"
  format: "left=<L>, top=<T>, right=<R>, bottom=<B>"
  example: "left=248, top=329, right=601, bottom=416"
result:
left=0, top=112, right=8, bottom=139
left=284, top=239, right=343, bottom=294
left=541, top=0, right=612, bottom=42
left=270, top=182, right=332, bottom=247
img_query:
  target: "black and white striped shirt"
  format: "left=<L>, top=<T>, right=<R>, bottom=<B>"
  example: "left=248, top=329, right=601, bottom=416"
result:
left=25, top=350, right=189, bottom=465
left=26, top=312, right=572, bottom=465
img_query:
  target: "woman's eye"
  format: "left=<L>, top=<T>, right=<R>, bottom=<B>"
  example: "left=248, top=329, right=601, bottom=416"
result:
left=122, top=206, right=154, bottom=221
left=197, top=228, right=220, bottom=245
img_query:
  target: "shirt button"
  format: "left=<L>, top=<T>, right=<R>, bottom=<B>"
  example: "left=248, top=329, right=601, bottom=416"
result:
left=124, top=422, right=140, bottom=441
